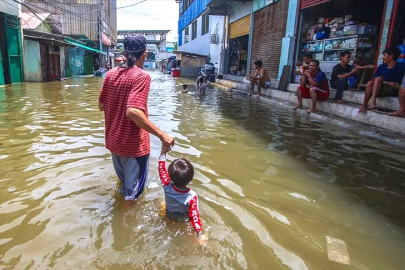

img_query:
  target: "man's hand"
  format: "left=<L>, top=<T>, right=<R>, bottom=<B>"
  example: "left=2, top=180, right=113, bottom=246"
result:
left=161, top=144, right=171, bottom=155
left=386, top=82, right=401, bottom=89
left=197, top=233, right=209, bottom=245
left=337, top=74, right=344, bottom=79
left=159, top=132, right=174, bottom=147
left=305, top=70, right=311, bottom=77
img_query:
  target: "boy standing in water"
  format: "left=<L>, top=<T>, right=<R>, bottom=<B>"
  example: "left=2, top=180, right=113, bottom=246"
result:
left=158, top=145, right=208, bottom=240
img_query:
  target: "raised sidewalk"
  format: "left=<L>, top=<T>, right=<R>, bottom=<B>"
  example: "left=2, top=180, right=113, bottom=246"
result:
left=214, top=77, right=405, bottom=147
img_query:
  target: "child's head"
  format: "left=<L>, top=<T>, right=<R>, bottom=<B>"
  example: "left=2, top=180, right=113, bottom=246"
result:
left=183, top=84, right=188, bottom=90
left=353, top=57, right=362, bottom=65
left=168, top=158, right=194, bottom=188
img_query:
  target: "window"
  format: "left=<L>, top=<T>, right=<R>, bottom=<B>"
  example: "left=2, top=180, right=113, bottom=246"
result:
left=201, top=13, right=209, bottom=35
left=185, top=26, right=189, bottom=44
left=192, top=21, right=197, bottom=40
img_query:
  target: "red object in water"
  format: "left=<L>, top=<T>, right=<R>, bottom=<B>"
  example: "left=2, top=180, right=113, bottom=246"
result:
left=114, top=56, right=126, bottom=62
left=171, top=69, right=181, bottom=77
left=51, top=73, right=56, bottom=81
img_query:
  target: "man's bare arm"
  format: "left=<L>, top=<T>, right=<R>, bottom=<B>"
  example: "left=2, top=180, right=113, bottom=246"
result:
left=98, top=102, right=104, bottom=111
left=126, top=107, right=174, bottom=146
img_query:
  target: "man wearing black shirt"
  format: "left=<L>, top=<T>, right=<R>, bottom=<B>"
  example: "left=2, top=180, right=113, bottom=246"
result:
left=330, top=51, right=358, bottom=104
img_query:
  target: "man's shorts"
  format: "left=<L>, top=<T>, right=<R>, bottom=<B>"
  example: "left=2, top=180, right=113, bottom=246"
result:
left=265, top=81, right=271, bottom=89
left=378, top=84, right=399, bottom=97
left=401, top=76, right=405, bottom=89
left=111, top=153, right=149, bottom=200
left=298, top=85, right=330, bottom=101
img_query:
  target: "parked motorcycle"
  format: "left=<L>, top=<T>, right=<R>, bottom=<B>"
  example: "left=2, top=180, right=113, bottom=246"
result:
left=198, top=63, right=216, bottom=82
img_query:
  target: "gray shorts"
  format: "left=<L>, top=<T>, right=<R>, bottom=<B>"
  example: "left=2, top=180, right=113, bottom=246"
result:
left=112, top=153, right=149, bottom=200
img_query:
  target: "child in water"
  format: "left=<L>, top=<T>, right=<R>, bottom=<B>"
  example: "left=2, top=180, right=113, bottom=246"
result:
left=182, top=84, right=189, bottom=93
left=158, top=145, right=208, bottom=240
left=196, top=76, right=207, bottom=94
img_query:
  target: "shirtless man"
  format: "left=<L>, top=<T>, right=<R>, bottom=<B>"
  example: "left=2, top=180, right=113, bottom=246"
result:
left=249, top=60, right=271, bottom=98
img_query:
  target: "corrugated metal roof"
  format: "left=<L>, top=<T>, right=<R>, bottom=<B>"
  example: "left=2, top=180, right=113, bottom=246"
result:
left=21, top=13, right=50, bottom=30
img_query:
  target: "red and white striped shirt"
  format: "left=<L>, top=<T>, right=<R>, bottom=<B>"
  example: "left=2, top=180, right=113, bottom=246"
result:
left=99, top=66, right=151, bottom=157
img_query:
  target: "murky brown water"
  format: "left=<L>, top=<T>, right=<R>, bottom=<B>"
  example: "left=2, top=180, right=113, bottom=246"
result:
left=0, top=72, right=405, bottom=269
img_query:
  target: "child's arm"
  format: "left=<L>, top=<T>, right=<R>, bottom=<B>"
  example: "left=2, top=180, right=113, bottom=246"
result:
left=158, top=145, right=171, bottom=186
left=188, top=195, right=203, bottom=235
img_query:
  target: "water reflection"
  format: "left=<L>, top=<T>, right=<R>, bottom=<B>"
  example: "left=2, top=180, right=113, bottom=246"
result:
left=0, top=72, right=404, bottom=269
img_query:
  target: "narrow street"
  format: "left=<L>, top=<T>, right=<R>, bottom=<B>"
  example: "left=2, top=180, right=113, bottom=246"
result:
left=0, top=72, right=405, bottom=269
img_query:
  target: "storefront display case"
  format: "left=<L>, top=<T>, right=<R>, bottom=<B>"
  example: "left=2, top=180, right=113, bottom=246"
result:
left=302, top=35, right=376, bottom=78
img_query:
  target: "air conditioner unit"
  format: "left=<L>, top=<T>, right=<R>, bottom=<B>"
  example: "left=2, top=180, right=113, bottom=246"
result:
left=210, top=34, right=219, bottom=44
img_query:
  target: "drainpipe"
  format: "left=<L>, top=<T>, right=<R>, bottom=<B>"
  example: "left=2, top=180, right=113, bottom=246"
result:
left=98, top=0, right=103, bottom=65
left=219, top=15, right=226, bottom=75
left=246, top=7, right=254, bottom=75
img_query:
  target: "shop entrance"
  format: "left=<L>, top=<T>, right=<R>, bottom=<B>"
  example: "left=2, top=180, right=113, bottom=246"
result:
left=389, top=0, right=405, bottom=63
left=297, top=0, right=385, bottom=79
left=228, top=35, right=249, bottom=76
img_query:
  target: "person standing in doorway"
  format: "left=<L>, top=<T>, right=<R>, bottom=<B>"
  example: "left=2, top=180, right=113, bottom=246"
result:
left=330, top=51, right=358, bottom=104
left=98, top=35, right=174, bottom=201
left=293, top=60, right=330, bottom=114
left=249, top=60, right=271, bottom=98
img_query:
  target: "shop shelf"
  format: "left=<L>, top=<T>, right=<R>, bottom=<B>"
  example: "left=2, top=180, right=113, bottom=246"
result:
left=324, top=48, right=356, bottom=51
left=302, top=50, right=323, bottom=53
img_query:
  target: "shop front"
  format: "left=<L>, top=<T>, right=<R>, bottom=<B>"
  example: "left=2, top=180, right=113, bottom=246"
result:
left=250, top=0, right=289, bottom=80
left=0, top=12, right=24, bottom=85
left=388, top=0, right=405, bottom=63
left=228, top=15, right=250, bottom=76
left=296, top=0, right=386, bottom=80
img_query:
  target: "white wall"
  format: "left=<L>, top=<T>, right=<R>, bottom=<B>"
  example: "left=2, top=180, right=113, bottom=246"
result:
left=0, top=0, right=19, bottom=16
left=229, top=2, right=252, bottom=24
left=178, top=15, right=210, bottom=57
left=209, top=16, right=225, bottom=72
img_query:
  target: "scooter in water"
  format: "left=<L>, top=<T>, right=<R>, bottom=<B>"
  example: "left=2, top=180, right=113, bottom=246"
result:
left=195, top=63, right=215, bottom=93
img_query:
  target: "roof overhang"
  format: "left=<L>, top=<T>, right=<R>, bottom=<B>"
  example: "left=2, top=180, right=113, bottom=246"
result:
left=208, top=0, right=252, bottom=16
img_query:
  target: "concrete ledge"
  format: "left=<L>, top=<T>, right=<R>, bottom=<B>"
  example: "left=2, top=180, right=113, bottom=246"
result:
left=213, top=84, right=405, bottom=148
left=214, top=79, right=405, bottom=136
left=287, top=83, right=399, bottom=111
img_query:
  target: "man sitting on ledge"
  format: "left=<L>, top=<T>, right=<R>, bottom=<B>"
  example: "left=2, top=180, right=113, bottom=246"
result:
left=387, top=75, right=405, bottom=117
left=249, top=60, right=271, bottom=99
left=358, top=47, right=405, bottom=113
left=293, top=60, right=330, bottom=114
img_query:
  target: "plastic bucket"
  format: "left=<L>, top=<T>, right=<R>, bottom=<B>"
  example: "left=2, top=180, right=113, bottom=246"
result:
left=171, top=69, right=181, bottom=77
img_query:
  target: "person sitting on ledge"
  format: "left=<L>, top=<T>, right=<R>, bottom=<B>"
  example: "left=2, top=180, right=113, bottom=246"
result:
left=249, top=60, right=271, bottom=99
left=387, top=75, right=405, bottom=117
left=293, top=60, right=330, bottom=114
left=296, top=53, right=313, bottom=87
left=358, top=47, right=405, bottom=113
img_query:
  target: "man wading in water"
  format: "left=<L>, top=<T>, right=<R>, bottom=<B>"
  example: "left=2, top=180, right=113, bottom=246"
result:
left=98, top=35, right=174, bottom=201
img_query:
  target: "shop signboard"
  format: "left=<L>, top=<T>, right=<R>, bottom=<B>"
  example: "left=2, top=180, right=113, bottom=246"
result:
left=102, top=32, right=111, bottom=46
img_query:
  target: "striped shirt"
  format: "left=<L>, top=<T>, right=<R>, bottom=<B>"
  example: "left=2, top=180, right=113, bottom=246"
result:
left=99, top=66, right=151, bottom=157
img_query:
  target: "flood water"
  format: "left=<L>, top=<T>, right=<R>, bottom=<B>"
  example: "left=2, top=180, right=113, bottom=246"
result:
left=0, top=71, right=405, bottom=269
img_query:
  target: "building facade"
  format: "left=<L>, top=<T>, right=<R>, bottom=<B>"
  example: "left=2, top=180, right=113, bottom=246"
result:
left=0, top=0, right=24, bottom=85
left=23, top=0, right=117, bottom=76
left=116, top=30, right=171, bottom=69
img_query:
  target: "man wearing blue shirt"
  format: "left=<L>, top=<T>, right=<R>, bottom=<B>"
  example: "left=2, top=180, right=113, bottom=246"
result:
left=293, top=60, right=330, bottom=114
left=358, top=47, right=405, bottom=113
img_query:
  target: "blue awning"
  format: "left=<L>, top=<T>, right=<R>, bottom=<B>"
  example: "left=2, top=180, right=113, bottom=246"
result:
left=64, top=38, right=105, bottom=54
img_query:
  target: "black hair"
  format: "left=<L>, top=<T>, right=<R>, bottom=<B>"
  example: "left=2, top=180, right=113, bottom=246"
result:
left=254, top=60, right=263, bottom=68
left=125, top=50, right=146, bottom=67
left=168, top=158, right=194, bottom=188
left=383, top=47, right=401, bottom=61
left=340, top=51, right=352, bottom=60
left=311, top=60, right=320, bottom=66
left=183, top=84, right=188, bottom=90
left=303, top=53, right=313, bottom=60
